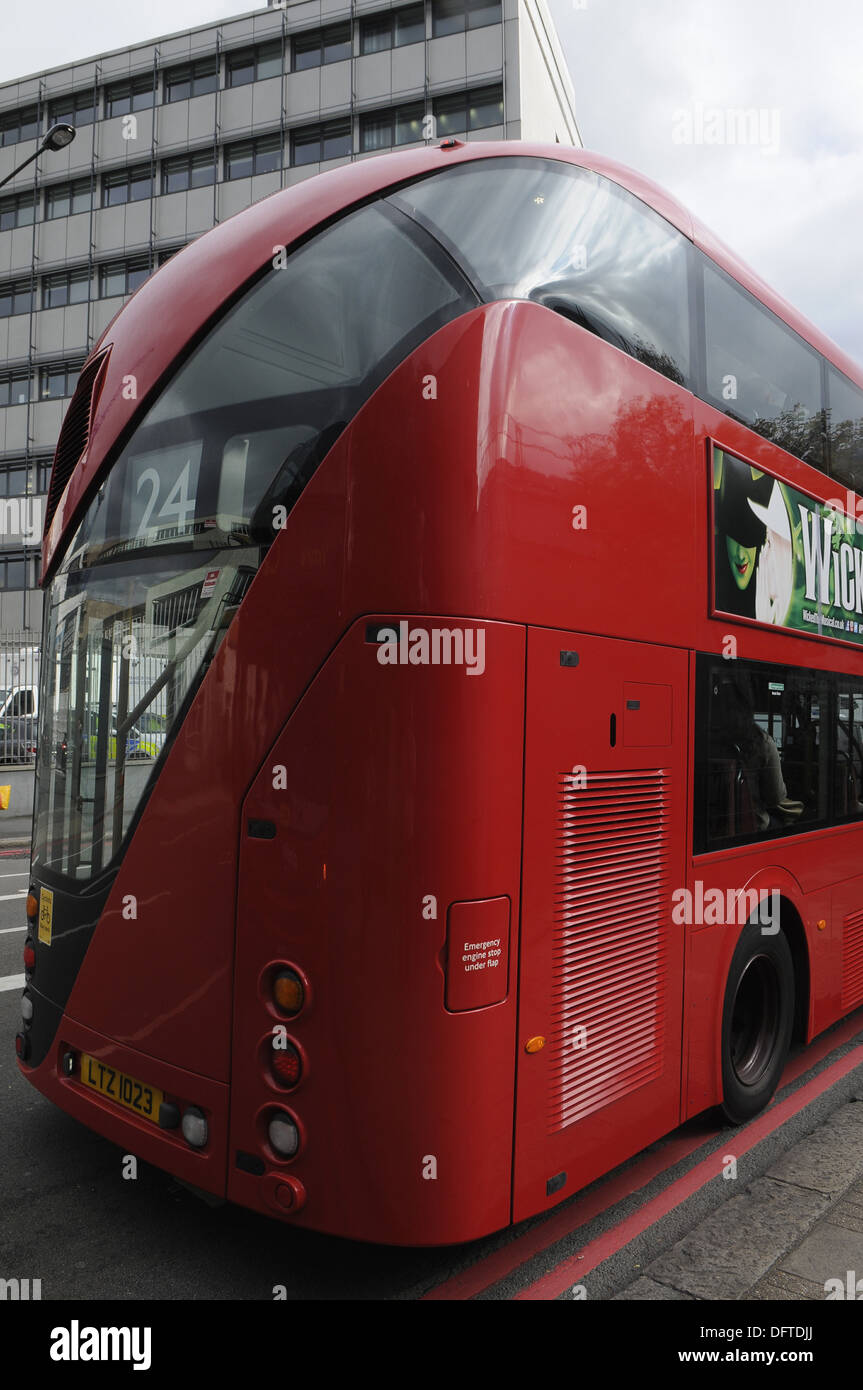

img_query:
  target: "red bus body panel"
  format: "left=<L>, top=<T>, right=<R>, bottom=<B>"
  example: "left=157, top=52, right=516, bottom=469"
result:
left=20, top=145, right=863, bottom=1244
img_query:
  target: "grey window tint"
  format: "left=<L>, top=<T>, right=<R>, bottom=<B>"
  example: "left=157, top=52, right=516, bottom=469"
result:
left=393, top=157, right=691, bottom=387
left=256, top=43, right=282, bottom=80
left=362, top=16, right=392, bottom=52
left=396, top=5, right=425, bottom=44
left=702, top=660, right=826, bottom=846
left=145, top=203, right=475, bottom=426
left=827, top=368, right=863, bottom=494
left=704, top=261, right=824, bottom=466
left=433, top=0, right=465, bottom=36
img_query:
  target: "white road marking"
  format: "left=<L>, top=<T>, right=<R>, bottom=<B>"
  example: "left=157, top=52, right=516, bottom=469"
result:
left=0, top=872, right=29, bottom=879
left=0, top=891, right=26, bottom=901
left=0, top=974, right=24, bottom=992
left=0, top=925, right=25, bottom=934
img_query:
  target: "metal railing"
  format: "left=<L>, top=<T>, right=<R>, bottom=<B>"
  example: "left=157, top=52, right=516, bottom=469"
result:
left=0, top=632, right=40, bottom=765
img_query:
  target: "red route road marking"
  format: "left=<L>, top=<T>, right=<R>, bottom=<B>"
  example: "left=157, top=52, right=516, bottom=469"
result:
left=422, top=1009, right=863, bottom=1301
left=515, top=1040, right=863, bottom=1300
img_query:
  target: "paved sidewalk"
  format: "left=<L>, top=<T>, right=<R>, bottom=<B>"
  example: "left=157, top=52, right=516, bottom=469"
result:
left=617, top=1093, right=863, bottom=1300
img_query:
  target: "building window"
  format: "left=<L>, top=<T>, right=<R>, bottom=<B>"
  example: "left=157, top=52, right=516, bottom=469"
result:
left=291, top=119, right=352, bottom=166
left=0, top=371, right=33, bottom=405
left=0, top=190, right=36, bottom=231
left=39, top=362, right=82, bottom=399
left=0, top=280, right=34, bottom=319
left=0, top=552, right=28, bottom=589
left=99, top=257, right=150, bottom=298
left=105, top=74, right=156, bottom=118
left=45, top=177, right=92, bottom=220
left=0, top=106, right=39, bottom=147
left=3, top=459, right=51, bottom=495
left=361, top=5, right=425, bottom=53
left=49, top=90, right=97, bottom=126
left=0, top=465, right=28, bottom=496
left=162, top=149, right=217, bottom=194
left=102, top=164, right=153, bottom=206
left=432, top=85, right=503, bottom=136
left=164, top=56, right=219, bottom=103
left=158, top=245, right=184, bottom=266
left=292, top=24, right=352, bottom=71
left=42, top=268, right=92, bottom=309
left=226, top=41, right=283, bottom=87
left=224, top=134, right=282, bottom=180
left=361, top=102, right=424, bottom=152
left=432, top=0, right=502, bottom=34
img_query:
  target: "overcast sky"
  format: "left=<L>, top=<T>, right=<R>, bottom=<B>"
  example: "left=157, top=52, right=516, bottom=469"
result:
left=2, top=0, right=861, bottom=366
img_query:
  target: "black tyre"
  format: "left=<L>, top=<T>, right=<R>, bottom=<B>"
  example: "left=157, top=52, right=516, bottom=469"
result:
left=720, top=918, right=794, bottom=1124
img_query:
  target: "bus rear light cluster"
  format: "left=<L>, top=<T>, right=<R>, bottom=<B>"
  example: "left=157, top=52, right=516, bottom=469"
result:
left=269, top=1039, right=302, bottom=1089
left=273, top=969, right=304, bottom=1018
left=15, top=1032, right=29, bottom=1061
left=25, top=892, right=38, bottom=921
left=181, top=1106, right=208, bottom=1150
left=23, top=939, right=35, bottom=973
left=20, top=992, right=33, bottom=1024
left=267, top=1110, right=300, bottom=1159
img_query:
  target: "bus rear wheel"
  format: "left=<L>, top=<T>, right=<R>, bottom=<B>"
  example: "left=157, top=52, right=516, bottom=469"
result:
left=720, top=920, right=794, bottom=1125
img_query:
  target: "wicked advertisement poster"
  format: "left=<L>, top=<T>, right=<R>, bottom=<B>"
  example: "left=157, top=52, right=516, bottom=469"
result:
left=712, top=445, right=863, bottom=646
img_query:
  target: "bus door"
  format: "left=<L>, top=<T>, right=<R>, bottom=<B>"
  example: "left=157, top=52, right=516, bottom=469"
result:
left=512, top=628, right=689, bottom=1223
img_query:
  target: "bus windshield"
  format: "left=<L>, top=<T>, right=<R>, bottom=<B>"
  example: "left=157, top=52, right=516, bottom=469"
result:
left=33, top=199, right=477, bottom=882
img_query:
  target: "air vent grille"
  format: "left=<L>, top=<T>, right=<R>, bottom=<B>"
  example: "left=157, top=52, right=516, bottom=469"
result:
left=549, top=768, right=670, bottom=1133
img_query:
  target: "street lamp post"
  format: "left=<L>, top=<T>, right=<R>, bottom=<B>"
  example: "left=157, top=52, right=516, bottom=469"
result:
left=0, top=122, right=76, bottom=191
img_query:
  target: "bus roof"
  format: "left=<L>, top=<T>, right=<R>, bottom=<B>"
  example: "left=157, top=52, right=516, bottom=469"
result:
left=42, top=140, right=863, bottom=580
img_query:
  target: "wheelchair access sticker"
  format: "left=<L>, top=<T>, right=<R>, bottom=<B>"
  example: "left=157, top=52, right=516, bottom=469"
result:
left=38, top=888, right=53, bottom=946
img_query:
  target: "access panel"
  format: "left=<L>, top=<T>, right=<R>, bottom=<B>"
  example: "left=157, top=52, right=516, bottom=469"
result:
left=513, top=628, right=689, bottom=1223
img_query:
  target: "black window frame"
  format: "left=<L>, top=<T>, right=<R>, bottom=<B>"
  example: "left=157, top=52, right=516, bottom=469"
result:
left=692, top=652, right=863, bottom=853
left=292, top=23, right=352, bottom=71
left=104, top=73, right=157, bottom=118
left=0, top=106, right=39, bottom=147
left=42, top=267, right=92, bottom=310
left=290, top=118, right=352, bottom=167
left=102, top=163, right=154, bottom=207
left=360, top=102, right=425, bottom=152
left=0, top=370, right=32, bottom=406
left=432, top=0, right=502, bottom=36
left=49, top=89, right=97, bottom=127
left=0, top=279, right=35, bottom=319
left=38, top=361, right=83, bottom=400
left=224, top=134, right=282, bottom=181
left=226, top=40, right=283, bottom=87
left=0, top=189, right=37, bottom=231
left=162, top=149, right=218, bottom=194
left=163, top=56, right=219, bottom=103
left=45, top=176, right=92, bottom=221
left=98, top=256, right=151, bottom=299
left=432, top=84, right=503, bottom=137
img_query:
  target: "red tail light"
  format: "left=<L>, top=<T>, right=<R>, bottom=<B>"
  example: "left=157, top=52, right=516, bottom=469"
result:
left=270, top=1040, right=302, bottom=1088
left=23, top=940, right=35, bottom=971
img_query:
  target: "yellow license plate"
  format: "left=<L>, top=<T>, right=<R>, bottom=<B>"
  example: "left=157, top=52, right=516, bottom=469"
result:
left=80, top=1053, right=163, bottom=1123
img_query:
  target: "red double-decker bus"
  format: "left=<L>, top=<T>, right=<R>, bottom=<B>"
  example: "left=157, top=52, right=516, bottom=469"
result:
left=16, top=141, right=863, bottom=1246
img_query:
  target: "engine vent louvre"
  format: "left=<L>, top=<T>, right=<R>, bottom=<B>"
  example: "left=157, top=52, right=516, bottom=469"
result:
left=549, top=768, right=670, bottom=1133
left=44, top=350, right=109, bottom=535
left=841, top=907, right=863, bottom=1012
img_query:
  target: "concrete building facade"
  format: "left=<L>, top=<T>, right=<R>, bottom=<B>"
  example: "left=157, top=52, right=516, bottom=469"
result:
left=0, top=0, right=579, bottom=634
